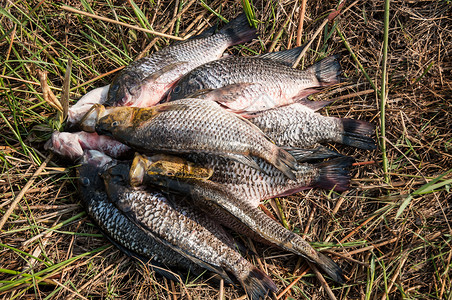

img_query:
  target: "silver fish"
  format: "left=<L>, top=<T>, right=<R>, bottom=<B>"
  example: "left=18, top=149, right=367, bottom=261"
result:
left=250, top=103, right=376, bottom=150
left=101, top=156, right=277, bottom=299
left=106, top=13, right=256, bottom=108
left=137, top=172, right=346, bottom=284
left=169, top=53, right=341, bottom=113
left=130, top=152, right=353, bottom=208
left=78, top=150, right=207, bottom=281
left=80, top=99, right=298, bottom=179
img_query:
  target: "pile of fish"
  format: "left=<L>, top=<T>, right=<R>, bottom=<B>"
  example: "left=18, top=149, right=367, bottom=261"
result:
left=46, top=13, right=376, bottom=299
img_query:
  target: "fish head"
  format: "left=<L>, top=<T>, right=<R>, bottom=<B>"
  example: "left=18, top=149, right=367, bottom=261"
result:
left=78, top=150, right=114, bottom=189
left=79, top=104, right=107, bottom=133
left=94, top=106, right=136, bottom=138
left=107, top=71, right=143, bottom=106
left=129, top=153, right=213, bottom=187
left=168, top=76, right=206, bottom=101
left=101, top=162, right=132, bottom=202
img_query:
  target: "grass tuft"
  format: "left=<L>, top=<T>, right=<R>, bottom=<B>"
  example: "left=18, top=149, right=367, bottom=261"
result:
left=0, top=1, right=450, bottom=299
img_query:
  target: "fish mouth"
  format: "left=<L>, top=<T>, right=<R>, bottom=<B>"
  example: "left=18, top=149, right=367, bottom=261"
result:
left=80, top=104, right=105, bottom=133
left=95, top=123, right=113, bottom=137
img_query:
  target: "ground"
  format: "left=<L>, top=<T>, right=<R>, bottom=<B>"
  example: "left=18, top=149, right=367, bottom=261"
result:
left=0, top=0, right=451, bottom=299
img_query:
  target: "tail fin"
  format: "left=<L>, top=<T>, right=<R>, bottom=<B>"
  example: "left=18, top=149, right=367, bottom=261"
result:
left=340, top=119, right=377, bottom=150
left=242, top=268, right=277, bottom=300
left=220, top=13, right=258, bottom=46
left=269, top=147, right=297, bottom=180
left=308, top=54, right=342, bottom=85
left=314, top=253, right=346, bottom=284
left=311, top=157, right=355, bottom=192
left=286, top=146, right=343, bottom=163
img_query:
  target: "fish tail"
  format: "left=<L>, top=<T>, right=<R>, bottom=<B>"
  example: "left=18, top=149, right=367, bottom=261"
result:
left=220, top=13, right=258, bottom=47
left=311, top=156, right=355, bottom=192
left=314, top=252, right=346, bottom=284
left=308, top=54, right=342, bottom=85
left=340, top=119, right=377, bottom=150
left=267, top=147, right=297, bottom=180
left=242, top=268, right=277, bottom=300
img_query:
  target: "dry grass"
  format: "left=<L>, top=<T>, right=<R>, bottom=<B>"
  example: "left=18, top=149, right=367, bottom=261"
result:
left=0, top=0, right=451, bottom=299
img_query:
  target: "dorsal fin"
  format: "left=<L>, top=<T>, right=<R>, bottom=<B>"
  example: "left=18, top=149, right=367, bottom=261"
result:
left=172, top=23, right=219, bottom=45
left=192, top=83, right=255, bottom=102
left=259, top=43, right=308, bottom=66
left=296, top=99, right=332, bottom=111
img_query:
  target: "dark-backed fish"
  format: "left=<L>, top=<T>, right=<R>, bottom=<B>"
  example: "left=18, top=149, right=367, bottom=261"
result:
left=106, top=13, right=257, bottom=108
left=102, top=158, right=277, bottom=300
left=130, top=152, right=353, bottom=208
left=168, top=52, right=341, bottom=113
left=250, top=103, right=376, bottom=150
left=134, top=169, right=346, bottom=284
left=78, top=150, right=207, bottom=281
left=80, top=99, right=298, bottom=179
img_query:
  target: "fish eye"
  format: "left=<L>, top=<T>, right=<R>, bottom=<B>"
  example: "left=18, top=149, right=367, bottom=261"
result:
left=81, top=177, right=90, bottom=186
left=111, top=121, right=119, bottom=127
left=166, top=172, right=174, bottom=176
left=173, top=86, right=181, bottom=94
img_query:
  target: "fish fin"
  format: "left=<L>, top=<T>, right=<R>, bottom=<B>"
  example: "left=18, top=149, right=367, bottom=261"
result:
left=269, top=147, right=297, bottom=180
left=174, top=23, right=218, bottom=45
left=118, top=204, right=235, bottom=284
left=315, top=252, right=346, bottom=284
left=195, top=83, right=256, bottom=103
left=144, top=61, right=189, bottom=83
left=285, top=146, right=343, bottom=162
left=222, top=153, right=263, bottom=172
left=311, top=156, right=355, bottom=192
left=219, top=13, right=258, bottom=46
left=306, top=54, right=342, bottom=86
left=259, top=44, right=308, bottom=66
left=340, top=119, right=377, bottom=150
left=291, top=88, right=323, bottom=102
left=295, top=99, right=332, bottom=111
left=152, top=101, right=188, bottom=113
left=242, top=268, right=277, bottom=300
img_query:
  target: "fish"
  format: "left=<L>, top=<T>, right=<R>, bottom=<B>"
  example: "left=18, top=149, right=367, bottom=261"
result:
left=67, top=85, right=110, bottom=128
left=79, top=99, right=298, bottom=179
left=168, top=51, right=342, bottom=113
left=129, top=153, right=214, bottom=187
left=77, top=150, right=209, bottom=282
left=130, top=152, right=353, bottom=208
left=249, top=103, right=377, bottom=150
left=106, top=13, right=257, bottom=108
left=45, top=131, right=131, bottom=160
left=101, top=157, right=277, bottom=300
left=133, top=169, right=346, bottom=284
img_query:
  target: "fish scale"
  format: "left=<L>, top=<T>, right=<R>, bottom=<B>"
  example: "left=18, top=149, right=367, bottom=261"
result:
left=106, top=13, right=257, bottom=108
left=78, top=153, right=206, bottom=277
left=138, top=175, right=346, bottom=284
left=103, top=161, right=277, bottom=299
left=169, top=55, right=341, bottom=113
left=250, top=103, right=377, bottom=150
left=187, top=154, right=321, bottom=207
left=83, top=99, right=297, bottom=179
left=251, top=103, right=342, bottom=147
left=131, top=153, right=352, bottom=209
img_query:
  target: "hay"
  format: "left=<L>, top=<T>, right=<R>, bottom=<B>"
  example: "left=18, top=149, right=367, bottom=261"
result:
left=0, top=1, right=450, bottom=299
